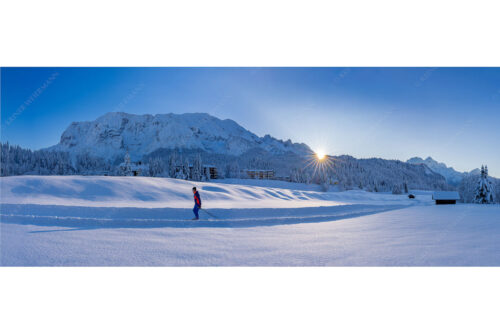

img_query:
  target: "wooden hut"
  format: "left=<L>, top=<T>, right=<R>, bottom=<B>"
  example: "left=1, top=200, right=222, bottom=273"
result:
left=432, top=191, right=460, bottom=205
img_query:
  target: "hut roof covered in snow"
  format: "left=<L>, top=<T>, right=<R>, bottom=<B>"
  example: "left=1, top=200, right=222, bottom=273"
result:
left=432, top=191, right=460, bottom=200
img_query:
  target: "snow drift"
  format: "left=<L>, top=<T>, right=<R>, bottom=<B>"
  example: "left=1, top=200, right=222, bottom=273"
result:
left=0, top=175, right=429, bottom=209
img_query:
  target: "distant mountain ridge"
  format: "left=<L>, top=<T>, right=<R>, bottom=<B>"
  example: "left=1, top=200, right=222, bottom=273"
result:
left=49, top=112, right=312, bottom=162
left=406, top=156, right=469, bottom=186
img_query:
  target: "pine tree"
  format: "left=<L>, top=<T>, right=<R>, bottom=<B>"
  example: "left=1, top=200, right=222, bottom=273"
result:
left=183, top=158, right=188, bottom=180
left=495, top=178, right=500, bottom=204
left=192, top=154, right=203, bottom=181
left=458, top=173, right=478, bottom=203
left=148, top=157, right=164, bottom=177
left=168, top=151, right=178, bottom=178
left=392, top=184, right=402, bottom=194
left=121, top=151, right=133, bottom=176
left=474, top=165, right=494, bottom=204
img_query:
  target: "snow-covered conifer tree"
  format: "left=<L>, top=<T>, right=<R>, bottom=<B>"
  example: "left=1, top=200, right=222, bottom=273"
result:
left=121, top=151, right=133, bottom=176
left=474, top=165, right=494, bottom=204
left=192, top=154, right=203, bottom=181
left=148, top=157, right=164, bottom=177
left=392, top=184, right=402, bottom=194
left=174, top=157, right=189, bottom=180
left=494, top=178, right=500, bottom=204
left=167, top=152, right=178, bottom=178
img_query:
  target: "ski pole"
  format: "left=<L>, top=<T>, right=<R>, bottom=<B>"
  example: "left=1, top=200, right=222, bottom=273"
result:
left=201, top=208, right=217, bottom=219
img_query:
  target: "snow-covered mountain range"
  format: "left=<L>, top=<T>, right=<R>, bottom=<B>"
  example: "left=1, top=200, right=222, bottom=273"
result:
left=49, top=112, right=312, bottom=162
left=2, top=112, right=479, bottom=191
left=406, top=156, right=479, bottom=186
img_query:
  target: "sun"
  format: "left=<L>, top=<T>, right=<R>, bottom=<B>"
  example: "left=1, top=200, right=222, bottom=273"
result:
left=304, top=149, right=334, bottom=178
left=316, top=150, right=326, bottom=161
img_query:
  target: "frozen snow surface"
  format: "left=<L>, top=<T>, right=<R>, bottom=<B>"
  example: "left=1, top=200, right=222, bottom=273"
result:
left=1, top=176, right=499, bottom=266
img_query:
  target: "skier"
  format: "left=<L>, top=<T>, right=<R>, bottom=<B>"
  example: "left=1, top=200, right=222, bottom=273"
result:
left=192, top=187, right=202, bottom=220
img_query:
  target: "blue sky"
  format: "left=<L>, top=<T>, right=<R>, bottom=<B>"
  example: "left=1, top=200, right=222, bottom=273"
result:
left=1, top=67, right=500, bottom=176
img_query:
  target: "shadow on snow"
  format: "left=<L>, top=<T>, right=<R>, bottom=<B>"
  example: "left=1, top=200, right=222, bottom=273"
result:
left=0, top=203, right=408, bottom=232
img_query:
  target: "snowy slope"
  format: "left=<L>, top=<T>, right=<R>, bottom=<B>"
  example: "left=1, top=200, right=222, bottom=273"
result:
left=407, top=156, right=466, bottom=185
left=48, top=112, right=312, bottom=161
left=0, top=175, right=426, bottom=209
left=2, top=176, right=500, bottom=266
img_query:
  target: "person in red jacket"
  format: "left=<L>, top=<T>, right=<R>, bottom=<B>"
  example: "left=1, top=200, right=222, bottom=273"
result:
left=192, top=187, right=202, bottom=220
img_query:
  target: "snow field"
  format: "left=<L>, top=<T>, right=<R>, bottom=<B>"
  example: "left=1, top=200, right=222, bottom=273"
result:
left=1, top=175, right=498, bottom=266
